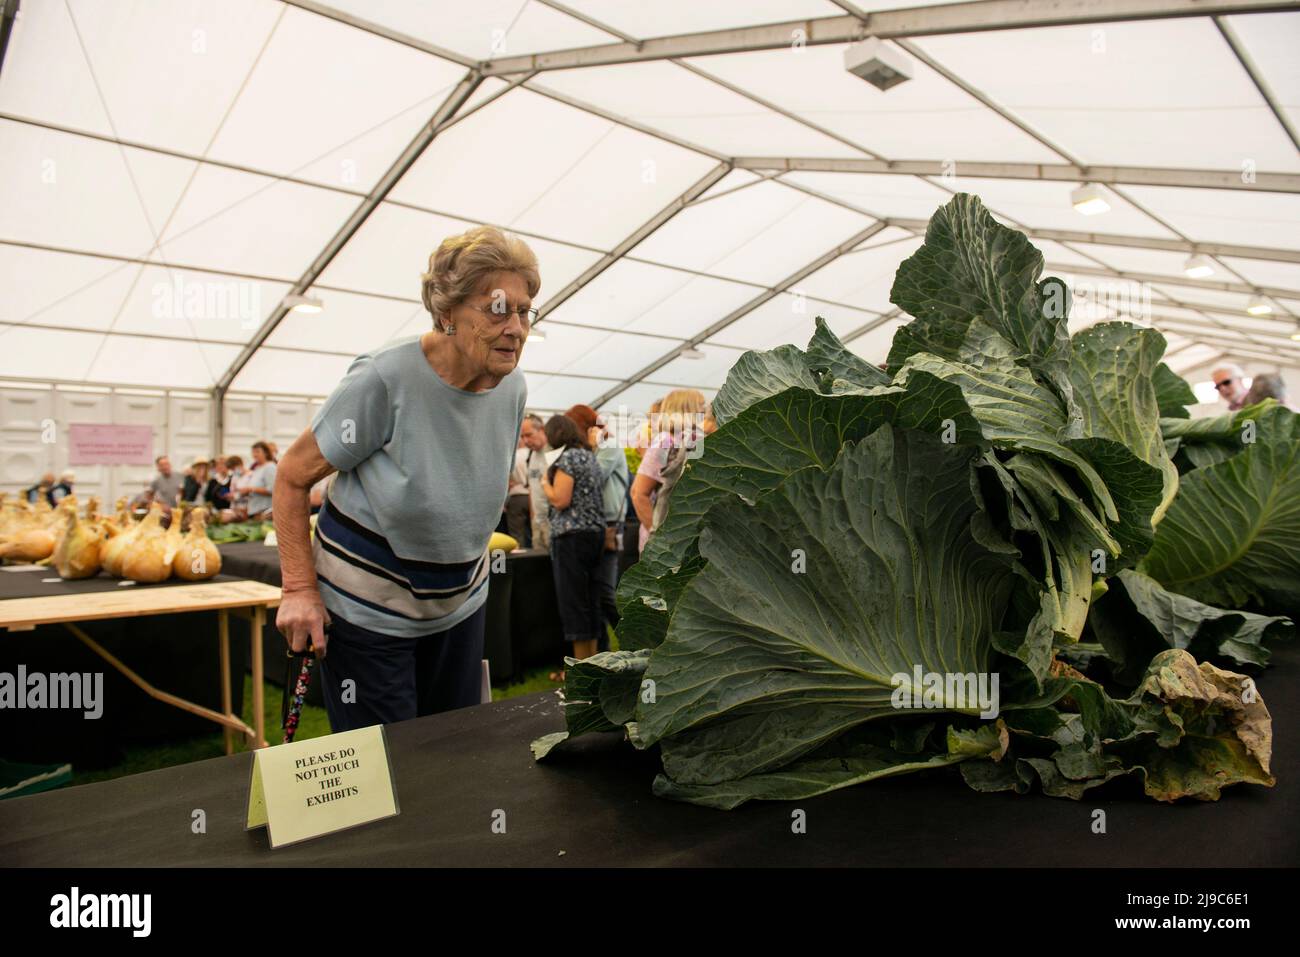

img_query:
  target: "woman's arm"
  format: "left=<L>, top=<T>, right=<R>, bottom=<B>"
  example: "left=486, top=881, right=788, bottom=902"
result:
left=543, top=467, right=574, bottom=510
left=274, top=429, right=337, bottom=656
left=631, top=472, right=658, bottom=531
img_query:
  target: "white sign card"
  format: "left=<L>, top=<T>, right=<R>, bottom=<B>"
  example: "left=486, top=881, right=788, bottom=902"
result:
left=246, top=724, right=399, bottom=849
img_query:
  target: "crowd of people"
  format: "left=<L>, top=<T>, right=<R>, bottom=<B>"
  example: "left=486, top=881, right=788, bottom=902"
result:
left=505, top=391, right=716, bottom=679
left=134, top=442, right=280, bottom=522
left=23, top=447, right=281, bottom=520
left=19, top=442, right=283, bottom=522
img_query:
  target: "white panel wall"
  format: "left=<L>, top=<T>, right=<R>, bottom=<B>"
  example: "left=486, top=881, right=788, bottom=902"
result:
left=263, top=400, right=309, bottom=453
left=221, top=396, right=263, bottom=464
left=220, top=394, right=321, bottom=461
left=1, top=386, right=330, bottom=504
left=0, top=382, right=180, bottom=501
left=0, top=388, right=56, bottom=499
left=168, top=396, right=213, bottom=475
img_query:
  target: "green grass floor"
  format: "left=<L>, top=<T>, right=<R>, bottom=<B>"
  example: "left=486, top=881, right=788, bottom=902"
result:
left=67, top=627, right=617, bottom=787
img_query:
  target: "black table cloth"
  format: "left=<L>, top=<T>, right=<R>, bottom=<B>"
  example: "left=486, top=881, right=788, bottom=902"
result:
left=2, top=641, right=1295, bottom=867
left=213, top=542, right=281, bottom=588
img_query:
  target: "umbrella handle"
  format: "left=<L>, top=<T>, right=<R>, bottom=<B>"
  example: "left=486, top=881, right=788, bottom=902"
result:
left=280, top=622, right=328, bottom=744
left=282, top=653, right=315, bottom=744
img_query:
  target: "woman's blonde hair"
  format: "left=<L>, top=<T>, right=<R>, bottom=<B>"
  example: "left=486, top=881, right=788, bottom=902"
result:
left=657, top=388, right=707, bottom=437
left=421, top=225, right=541, bottom=332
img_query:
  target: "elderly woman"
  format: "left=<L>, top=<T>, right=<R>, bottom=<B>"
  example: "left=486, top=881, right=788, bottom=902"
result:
left=274, top=225, right=537, bottom=731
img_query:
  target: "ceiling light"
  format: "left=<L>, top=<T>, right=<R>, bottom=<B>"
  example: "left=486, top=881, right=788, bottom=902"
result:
left=844, top=38, right=913, bottom=91
left=1246, top=295, right=1273, bottom=316
left=528, top=327, right=546, bottom=342
left=680, top=346, right=705, bottom=360
left=1071, top=184, right=1110, bottom=216
left=283, top=294, right=323, bottom=314
left=1291, top=320, right=1300, bottom=342
left=1183, top=255, right=1215, bottom=279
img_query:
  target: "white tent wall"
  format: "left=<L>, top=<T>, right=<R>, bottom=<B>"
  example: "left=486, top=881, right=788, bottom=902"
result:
left=0, top=379, right=325, bottom=504
left=0, top=0, right=1298, bottom=469
left=0, top=382, right=212, bottom=504
left=221, top=393, right=325, bottom=464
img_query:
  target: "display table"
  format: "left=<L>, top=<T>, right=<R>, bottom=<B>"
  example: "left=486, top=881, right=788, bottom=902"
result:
left=1, top=640, right=1294, bottom=867
left=0, top=568, right=281, bottom=753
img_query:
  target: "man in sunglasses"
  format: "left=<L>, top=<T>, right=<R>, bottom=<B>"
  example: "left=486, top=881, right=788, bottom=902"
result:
left=1210, top=363, right=1249, bottom=411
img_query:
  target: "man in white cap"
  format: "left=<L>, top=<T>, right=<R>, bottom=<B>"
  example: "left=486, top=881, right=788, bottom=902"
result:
left=1210, top=364, right=1249, bottom=411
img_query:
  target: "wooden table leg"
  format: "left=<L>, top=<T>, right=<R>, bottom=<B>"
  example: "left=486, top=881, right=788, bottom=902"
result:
left=218, top=609, right=233, bottom=755
left=251, top=605, right=267, bottom=749
left=64, top=623, right=257, bottom=741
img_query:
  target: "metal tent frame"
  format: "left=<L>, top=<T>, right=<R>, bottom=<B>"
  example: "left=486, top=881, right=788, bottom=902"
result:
left=1, top=0, right=1295, bottom=411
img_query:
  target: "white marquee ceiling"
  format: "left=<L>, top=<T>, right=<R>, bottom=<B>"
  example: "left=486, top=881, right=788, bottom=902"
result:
left=0, top=0, right=1297, bottom=412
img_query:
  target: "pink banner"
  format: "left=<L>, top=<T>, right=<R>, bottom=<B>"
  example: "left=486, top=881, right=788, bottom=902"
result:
left=68, top=424, right=155, bottom=466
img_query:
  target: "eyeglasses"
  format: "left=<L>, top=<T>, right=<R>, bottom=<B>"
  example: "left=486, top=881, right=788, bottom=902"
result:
left=463, top=301, right=538, bottom=325
left=1214, top=378, right=1235, bottom=390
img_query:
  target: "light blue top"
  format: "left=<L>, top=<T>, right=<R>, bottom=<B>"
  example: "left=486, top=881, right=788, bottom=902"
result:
left=310, top=337, right=526, bottom=636
left=595, top=446, right=630, bottom=523
left=245, top=462, right=276, bottom=516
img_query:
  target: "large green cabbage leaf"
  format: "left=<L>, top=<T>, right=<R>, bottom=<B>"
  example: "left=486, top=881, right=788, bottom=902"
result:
left=886, top=193, right=1074, bottom=405
left=1141, top=404, right=1300, bottom=615
left=1152, top=363, right=1197, bottom=419
left=631, top=427, right=1017, bottom=767
left=616, top=355, right=984, bottom=650
left=538, top=193, right=1284, bottom=810
left=1089, top=568, right=1294, bottom=678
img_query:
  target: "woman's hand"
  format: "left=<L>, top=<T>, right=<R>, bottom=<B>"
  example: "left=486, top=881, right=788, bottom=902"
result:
left=277, top=587, right=331, bottom=657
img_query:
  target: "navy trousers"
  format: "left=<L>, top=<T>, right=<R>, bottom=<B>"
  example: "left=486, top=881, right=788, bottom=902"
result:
left=318, top=605, right=486, bottom=733
left=550, top=529, right=605, bottom=645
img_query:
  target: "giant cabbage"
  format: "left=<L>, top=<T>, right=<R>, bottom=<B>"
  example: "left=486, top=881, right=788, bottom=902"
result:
left=534, top=194, right=1292, bottom=809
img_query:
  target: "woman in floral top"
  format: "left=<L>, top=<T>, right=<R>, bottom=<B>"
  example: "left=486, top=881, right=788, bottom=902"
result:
left=541, top=415, right=606, bottom=667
